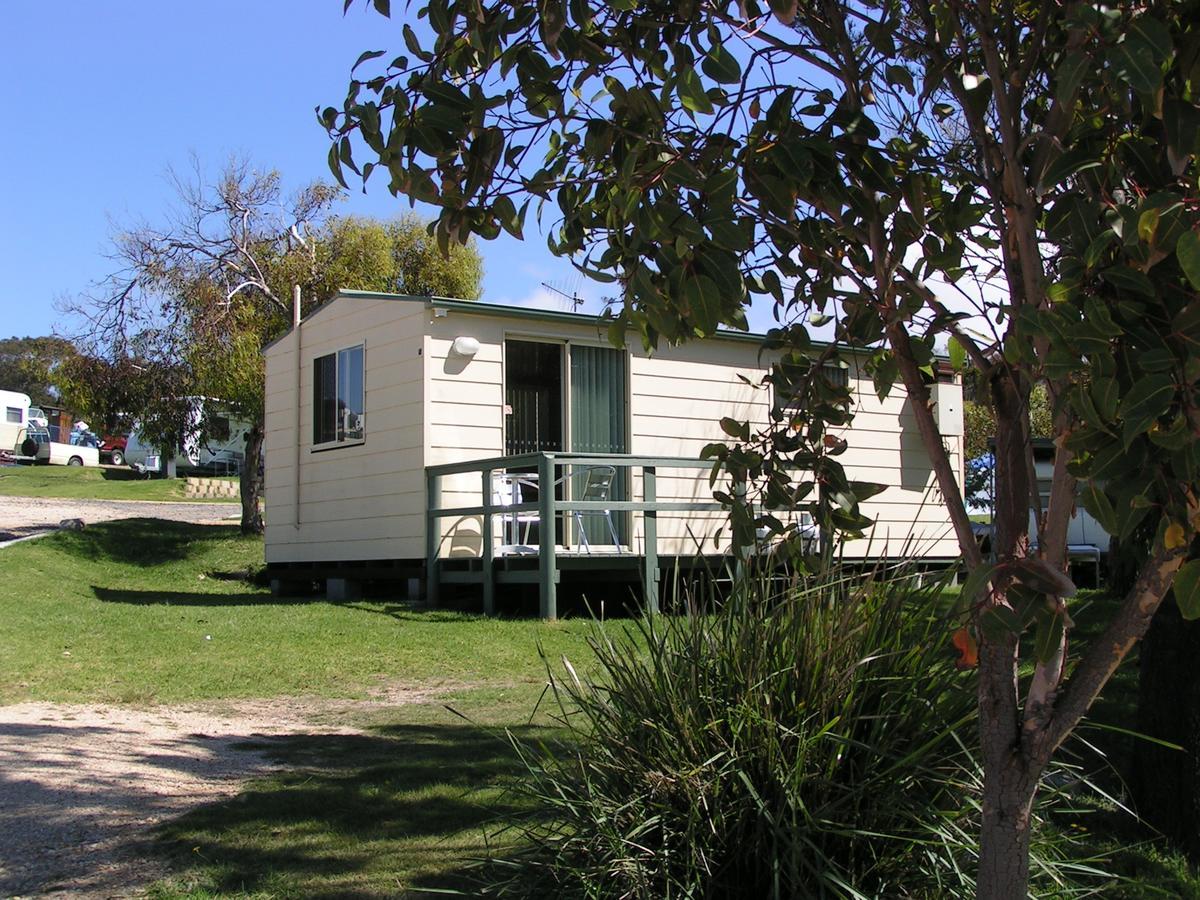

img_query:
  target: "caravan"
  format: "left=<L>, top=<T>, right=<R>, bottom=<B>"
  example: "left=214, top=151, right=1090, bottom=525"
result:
left=122, top=399, right=251, bottom=475
left=0, top=390, right=33, bottom=454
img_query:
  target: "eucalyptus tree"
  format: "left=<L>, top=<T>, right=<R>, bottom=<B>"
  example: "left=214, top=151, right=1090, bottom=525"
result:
left=71, top=159, right=482, bottom=533
left=326, top=1, right=1200, bottom=894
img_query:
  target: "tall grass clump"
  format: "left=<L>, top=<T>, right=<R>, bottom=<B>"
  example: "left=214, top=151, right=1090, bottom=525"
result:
left=488, top=563, right=1111, bottom=898
left=484, top=563, right=977, bottom=898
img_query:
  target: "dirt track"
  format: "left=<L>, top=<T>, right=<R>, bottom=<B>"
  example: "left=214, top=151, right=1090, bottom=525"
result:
left=0, top=699, right=394, bottom=898
left=0, top=496, right=239, bottom=543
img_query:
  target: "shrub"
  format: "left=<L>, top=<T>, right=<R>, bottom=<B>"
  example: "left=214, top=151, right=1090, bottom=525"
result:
left=487, top=564, right=986, bottom=898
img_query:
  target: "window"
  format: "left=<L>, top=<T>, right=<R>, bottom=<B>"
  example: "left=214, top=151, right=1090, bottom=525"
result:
left=774, top=364, right=851, bottom=416
left=313, top=345, right=365, bottom=445
left=5, top=407, right=21, bottom=424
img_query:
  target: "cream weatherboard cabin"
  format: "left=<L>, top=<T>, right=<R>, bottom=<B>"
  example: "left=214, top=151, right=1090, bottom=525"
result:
left=263, top=290, right=964, bottom=616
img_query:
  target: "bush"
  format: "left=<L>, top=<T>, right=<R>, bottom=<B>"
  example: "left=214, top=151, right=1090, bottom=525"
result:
left=487, top=565, right=984, bottom=898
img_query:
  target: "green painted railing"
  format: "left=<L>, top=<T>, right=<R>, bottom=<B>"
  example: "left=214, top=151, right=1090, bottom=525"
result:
left=425, top=452, right=731, bottom=620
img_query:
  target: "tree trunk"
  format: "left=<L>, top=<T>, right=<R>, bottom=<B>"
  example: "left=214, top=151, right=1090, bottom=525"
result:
left=1134, top=593, right=1200, bottom=860
left=976, top=375, right=1039, bottom=899
left=240, top=422, right=264, bottom=535
left=976, top=749, right=1037, bottom=900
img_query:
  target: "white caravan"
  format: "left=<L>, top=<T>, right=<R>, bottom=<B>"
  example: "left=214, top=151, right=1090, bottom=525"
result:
left=123, top=400, right=251, bottom=475
left=0, top=390, right=33, bottom=453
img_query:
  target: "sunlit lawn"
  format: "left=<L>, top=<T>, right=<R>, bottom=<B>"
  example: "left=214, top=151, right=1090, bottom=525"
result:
left=2, top=519, right=1196, bottom=897
left=0, top=463, right=240, bottom=503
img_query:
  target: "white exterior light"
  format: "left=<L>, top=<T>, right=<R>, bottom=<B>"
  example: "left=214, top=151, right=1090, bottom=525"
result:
left=451, top=335, right=481, bottom=357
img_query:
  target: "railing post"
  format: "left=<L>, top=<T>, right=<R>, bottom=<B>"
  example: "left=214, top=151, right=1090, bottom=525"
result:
left=426, top=469, right=441, bottom=608
left=643, top=465, right=659, bottom=615
left=537, top=452, right=557, bottom=620
left=481, top=467, right=495, bottom=616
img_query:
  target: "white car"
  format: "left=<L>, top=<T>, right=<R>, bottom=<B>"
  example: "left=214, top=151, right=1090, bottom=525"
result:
left=36, top=439, right=100, bottom=467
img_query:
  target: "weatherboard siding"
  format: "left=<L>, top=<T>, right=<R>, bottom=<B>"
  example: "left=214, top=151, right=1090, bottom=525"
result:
left=264, top=293, right=965, bottom=567
left=263, top=296, right=426, bottom=563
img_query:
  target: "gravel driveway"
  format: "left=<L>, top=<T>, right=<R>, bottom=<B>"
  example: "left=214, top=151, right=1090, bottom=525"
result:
left=0, top=496, right=239, bottom=543
left=0, top=492, right=263, bottom=896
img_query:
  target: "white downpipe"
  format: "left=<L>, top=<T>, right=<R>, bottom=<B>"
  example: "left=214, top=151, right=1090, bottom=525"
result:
left=293, top=285, right=302, bottom=529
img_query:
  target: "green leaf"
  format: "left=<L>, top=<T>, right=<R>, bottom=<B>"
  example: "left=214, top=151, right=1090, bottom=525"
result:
left=1055, top=52, right=1088, bottom=107
left=847, top=481, right=888, bottom=501
left=701, top=45, right=741, bottom=84
left=1084, top=230, right=1117, bottom=270
left=684, top=273, right=721, bottom=334
left=352, top=49, right=386, bottom=74
left=677, top=68, right=713, bottom=115
left=1175, top=560, right=1200, bottom=620
left=1091, top=376, right=1119, bottom=421
left=1100, top=266, right=1156, bottom=299
left=960, top=562, right=997, bottom=608
left=1119, top=374, right=1174, bottom=446
left=947, top=336, right=966, bottom=371
left=1138, top=207, right=1160, bottom=244
left=1034, top=608, right=1066, bottom=664
left=1040, top=146, right=1102, bottom=193
left=719, top=417, right=750, bottom=441
left=1079, top=481, right=1118, bottom=535
left=1177, top=231, right=1200, bottom=290
left=1111, top=30, right=1165, bottom=95
left=885, top=64, right=914, bottom=94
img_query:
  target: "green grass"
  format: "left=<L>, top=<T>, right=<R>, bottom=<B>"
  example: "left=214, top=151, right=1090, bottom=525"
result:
left=0, top=463, right=239, bottom=503
left=3, top=520, right=1197, bottom=897
left=148, top=700, right=562, bottom=899
left=0, top=519, right=597, bottom=705
left=1, top=519, right=602, bottom=896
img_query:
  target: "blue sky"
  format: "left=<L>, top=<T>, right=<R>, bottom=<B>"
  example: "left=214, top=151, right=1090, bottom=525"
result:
left=0, top=2, right=640, bottom=341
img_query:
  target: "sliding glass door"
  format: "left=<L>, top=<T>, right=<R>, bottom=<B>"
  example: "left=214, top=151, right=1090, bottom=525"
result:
left=503, top=339, right=629, bottom=548
left=569, top=345, right=628, bottom=546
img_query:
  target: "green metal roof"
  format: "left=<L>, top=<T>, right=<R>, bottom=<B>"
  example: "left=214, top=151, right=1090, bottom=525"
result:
left=334, top=289, right=805, bottom=348
left=267, top=289, right=951, bottom=363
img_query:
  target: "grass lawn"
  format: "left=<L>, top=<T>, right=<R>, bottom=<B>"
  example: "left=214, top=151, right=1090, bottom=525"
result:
left=0, top=518, right=607, bottom=896
left=2, top=519, right=1196, bottom=897
left=0, top=463, right=239, bottom=503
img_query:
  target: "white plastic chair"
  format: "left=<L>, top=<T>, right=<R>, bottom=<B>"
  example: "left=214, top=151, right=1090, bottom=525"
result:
left=492, top=472, right=540, bottom=553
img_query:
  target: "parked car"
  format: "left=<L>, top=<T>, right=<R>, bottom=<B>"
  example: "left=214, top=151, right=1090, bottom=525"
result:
left=18, top=423, right=51, bottom=457
left=34, top=427, right=101, bottom=467
left=100, top=434, right=128, bottom=467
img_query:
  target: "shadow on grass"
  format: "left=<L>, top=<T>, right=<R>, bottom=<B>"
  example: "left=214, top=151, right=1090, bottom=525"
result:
left=98, top=467, right=154, bottom=482
left=53, top=518, right=241, bottom=567
left=92, top=586, right=291, bottom=607
left=154, top=722, right=555, bottom=897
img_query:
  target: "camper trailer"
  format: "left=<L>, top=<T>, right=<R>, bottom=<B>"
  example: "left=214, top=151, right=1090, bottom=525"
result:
left=123, top=400, right=251, bottom=475
left=262, top=291, right=966, bottom=616
left=0, top=390, right=33, bottom=454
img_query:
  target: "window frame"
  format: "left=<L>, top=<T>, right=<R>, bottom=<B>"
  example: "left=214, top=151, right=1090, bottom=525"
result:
left=311, top=343, right=366, bottom=451
left=772, top=363, right=851, bottom=418
left=5, top=406, right=22, bottom=424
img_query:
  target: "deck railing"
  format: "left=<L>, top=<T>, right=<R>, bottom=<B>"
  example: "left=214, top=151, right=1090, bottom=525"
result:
left=425, top=452, right=734, bottom=619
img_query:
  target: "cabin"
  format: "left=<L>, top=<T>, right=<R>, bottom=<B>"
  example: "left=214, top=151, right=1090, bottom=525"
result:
left=262, top=290, right=965, bottom=617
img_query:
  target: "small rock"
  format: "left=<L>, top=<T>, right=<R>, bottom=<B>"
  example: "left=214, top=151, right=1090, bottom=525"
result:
left=58, top=518, right=85, bottom=531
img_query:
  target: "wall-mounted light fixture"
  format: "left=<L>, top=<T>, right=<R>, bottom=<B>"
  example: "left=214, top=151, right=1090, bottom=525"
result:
left=451, top=335, right=481, bottom=357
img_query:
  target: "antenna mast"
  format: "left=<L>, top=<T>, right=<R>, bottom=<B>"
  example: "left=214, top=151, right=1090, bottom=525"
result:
left=541, top=281, right=583, bottom=312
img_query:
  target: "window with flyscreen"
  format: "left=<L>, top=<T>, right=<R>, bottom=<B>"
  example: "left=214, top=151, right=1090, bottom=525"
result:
left=313, top=345, right=365, bottom=445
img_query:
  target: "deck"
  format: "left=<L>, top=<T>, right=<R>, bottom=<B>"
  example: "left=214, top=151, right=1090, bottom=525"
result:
left=425, top=452, right=775, bottom=619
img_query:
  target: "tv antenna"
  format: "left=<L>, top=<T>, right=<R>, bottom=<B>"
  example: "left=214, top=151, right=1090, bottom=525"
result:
left=541, top=281, right=584, bottom=312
